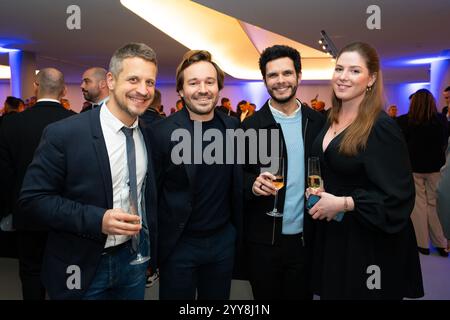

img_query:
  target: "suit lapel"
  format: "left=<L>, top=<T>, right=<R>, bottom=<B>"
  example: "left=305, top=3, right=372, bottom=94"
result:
left=139, top=120, right=157, bottom=193
left=90, top=107, right=113, bottom=208
left=173, top=108, right=196, bottom=186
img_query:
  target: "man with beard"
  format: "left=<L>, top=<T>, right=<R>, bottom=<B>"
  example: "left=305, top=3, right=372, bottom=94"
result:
left=80, top=67, right=109, bottom=113
left=19, top=43, right=158, bottom=300
left=241, top=45, right=325, bottom=299
left=149, top=50, right=242, bottom=300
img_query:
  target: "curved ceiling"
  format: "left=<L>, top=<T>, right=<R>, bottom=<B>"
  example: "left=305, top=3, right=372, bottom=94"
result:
left=0, top=0, right=448, bottom=84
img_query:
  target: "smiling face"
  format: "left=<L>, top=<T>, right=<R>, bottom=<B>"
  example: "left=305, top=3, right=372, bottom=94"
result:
left=106, top=57, right=157, bottom=125
left=179, top=60, right=219, bottom=120
left=332, top=51, right=376, bottom=106
left=264, top=57, right=300, bottom=104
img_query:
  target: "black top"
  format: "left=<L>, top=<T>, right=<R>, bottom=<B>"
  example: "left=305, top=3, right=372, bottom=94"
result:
left=396, top=113, right=448, bottom=173
left=186, top=116, right=233, bottom=236
left=149, top=107, right=243, bottom=265
left=310, top=112, right=424, bottom=299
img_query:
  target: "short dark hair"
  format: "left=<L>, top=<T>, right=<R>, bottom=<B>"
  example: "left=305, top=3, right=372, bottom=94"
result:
left=176, top=50, right=224, bottom=92
left=259, top=45, right=301, bottom=80
left=444, top=86, right=450, bottom=92
left=5, top=96, right=21, bottom=110
left=237, top=100, right=247, bottom=108
left=221, top=97, right=229, bottom=105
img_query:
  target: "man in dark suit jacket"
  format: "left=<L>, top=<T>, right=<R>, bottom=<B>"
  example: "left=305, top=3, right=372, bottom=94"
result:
left=241, top=45, right=325, bottom=300
left=0, top=68, right=76, bottom=300
left=150, top=50, right=242, bottom=300
left=216, top=97, right=238, bottom=118
left=19, top=43, right=158, bottom=300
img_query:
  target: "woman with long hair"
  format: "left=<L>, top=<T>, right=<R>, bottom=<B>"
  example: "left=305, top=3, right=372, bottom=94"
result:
left=307, top=42, right=423, bottom=299
left=397, top=89, right=449, bottom=257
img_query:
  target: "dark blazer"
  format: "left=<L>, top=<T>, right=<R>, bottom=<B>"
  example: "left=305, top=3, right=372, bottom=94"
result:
left=149, top=107, right=243, bottom=265
left=241, top=100, right=325, bottom=247
left=18, top=107, right=158, bottom=299
left=140, top=107, right=165, bottom=127
left=0, top=101, right=76, bottom=223
left=216, top=105, right=238, bottom=118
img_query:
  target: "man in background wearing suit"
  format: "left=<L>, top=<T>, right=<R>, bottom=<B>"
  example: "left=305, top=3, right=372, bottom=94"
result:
left=19, top=43, right=158, bottom=300
left=150, top=50, right=242, bottom=300
left=217, top=97, right=237, bottom=118
left=0, top=68, right=76, bottom=299
left=80, top=67, right=109, bottom=113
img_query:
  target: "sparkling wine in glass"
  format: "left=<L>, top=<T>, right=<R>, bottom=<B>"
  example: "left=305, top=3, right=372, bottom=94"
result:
left=307, top=157, right=343, bottom=221
left=266, top=157, right=284, bottom=217
left=307, top=157, right=323, bottom=210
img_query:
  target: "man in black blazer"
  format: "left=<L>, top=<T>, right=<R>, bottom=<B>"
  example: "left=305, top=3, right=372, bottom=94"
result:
left=216, top=97, right=238, bottom=118
left=0, top=68, right=76, bottom=300
left=150, top=50, right=242, bottom=300
left=241, top=45, right=325, bottom=299
left=19, top=43, right=158, bottom=300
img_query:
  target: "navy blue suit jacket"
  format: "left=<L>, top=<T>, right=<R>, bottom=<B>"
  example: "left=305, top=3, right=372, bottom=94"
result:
left=19, top=107, right=158, bottom=299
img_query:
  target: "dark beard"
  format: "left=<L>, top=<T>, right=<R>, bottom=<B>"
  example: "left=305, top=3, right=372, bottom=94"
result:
left=267, top=85, right=297, bottom=104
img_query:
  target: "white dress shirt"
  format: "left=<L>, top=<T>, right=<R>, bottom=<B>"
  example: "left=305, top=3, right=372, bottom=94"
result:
left=100, top=103, right=148, bottom=248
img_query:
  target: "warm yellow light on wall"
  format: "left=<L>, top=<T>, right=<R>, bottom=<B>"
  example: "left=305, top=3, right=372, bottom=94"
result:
left=0, top=65, right=11, bottom=79
left=0, top=65, right=39, bottom=79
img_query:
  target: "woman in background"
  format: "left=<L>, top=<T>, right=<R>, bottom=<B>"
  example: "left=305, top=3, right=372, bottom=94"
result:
left=397, top=89, right=449, bottom=257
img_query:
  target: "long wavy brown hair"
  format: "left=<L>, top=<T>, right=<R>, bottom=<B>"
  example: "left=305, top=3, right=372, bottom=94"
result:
left=329, top=42, right=385, bottom=156
left=408, top=89, right=437, bottom=125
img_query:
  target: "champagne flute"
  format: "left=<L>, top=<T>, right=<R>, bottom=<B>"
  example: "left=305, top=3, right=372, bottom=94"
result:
left=307, top=157, right=323, bottom=209
left=307, top=157, right=343, bottom=221
left=266, top=157, right=284, bottom=217
left=129, top=193, right=150, bottom=265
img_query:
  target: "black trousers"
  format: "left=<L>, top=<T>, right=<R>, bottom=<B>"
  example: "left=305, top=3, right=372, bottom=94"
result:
left=247, top=233, right=312, bottom=300
left=17, top=230, right=47, bottom=300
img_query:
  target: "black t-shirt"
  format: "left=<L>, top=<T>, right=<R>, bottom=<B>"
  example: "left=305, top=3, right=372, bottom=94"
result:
left=185, top=116, right=233, bottom=236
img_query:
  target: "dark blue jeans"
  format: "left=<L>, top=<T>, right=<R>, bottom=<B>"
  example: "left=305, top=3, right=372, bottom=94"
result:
left=159, top=223, right=236, bottom=300
left=82, top=240, right=148, bottom=300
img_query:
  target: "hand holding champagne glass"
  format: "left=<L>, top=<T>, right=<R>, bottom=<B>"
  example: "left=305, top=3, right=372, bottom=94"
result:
left=307, top=157, right=343, bottom=222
